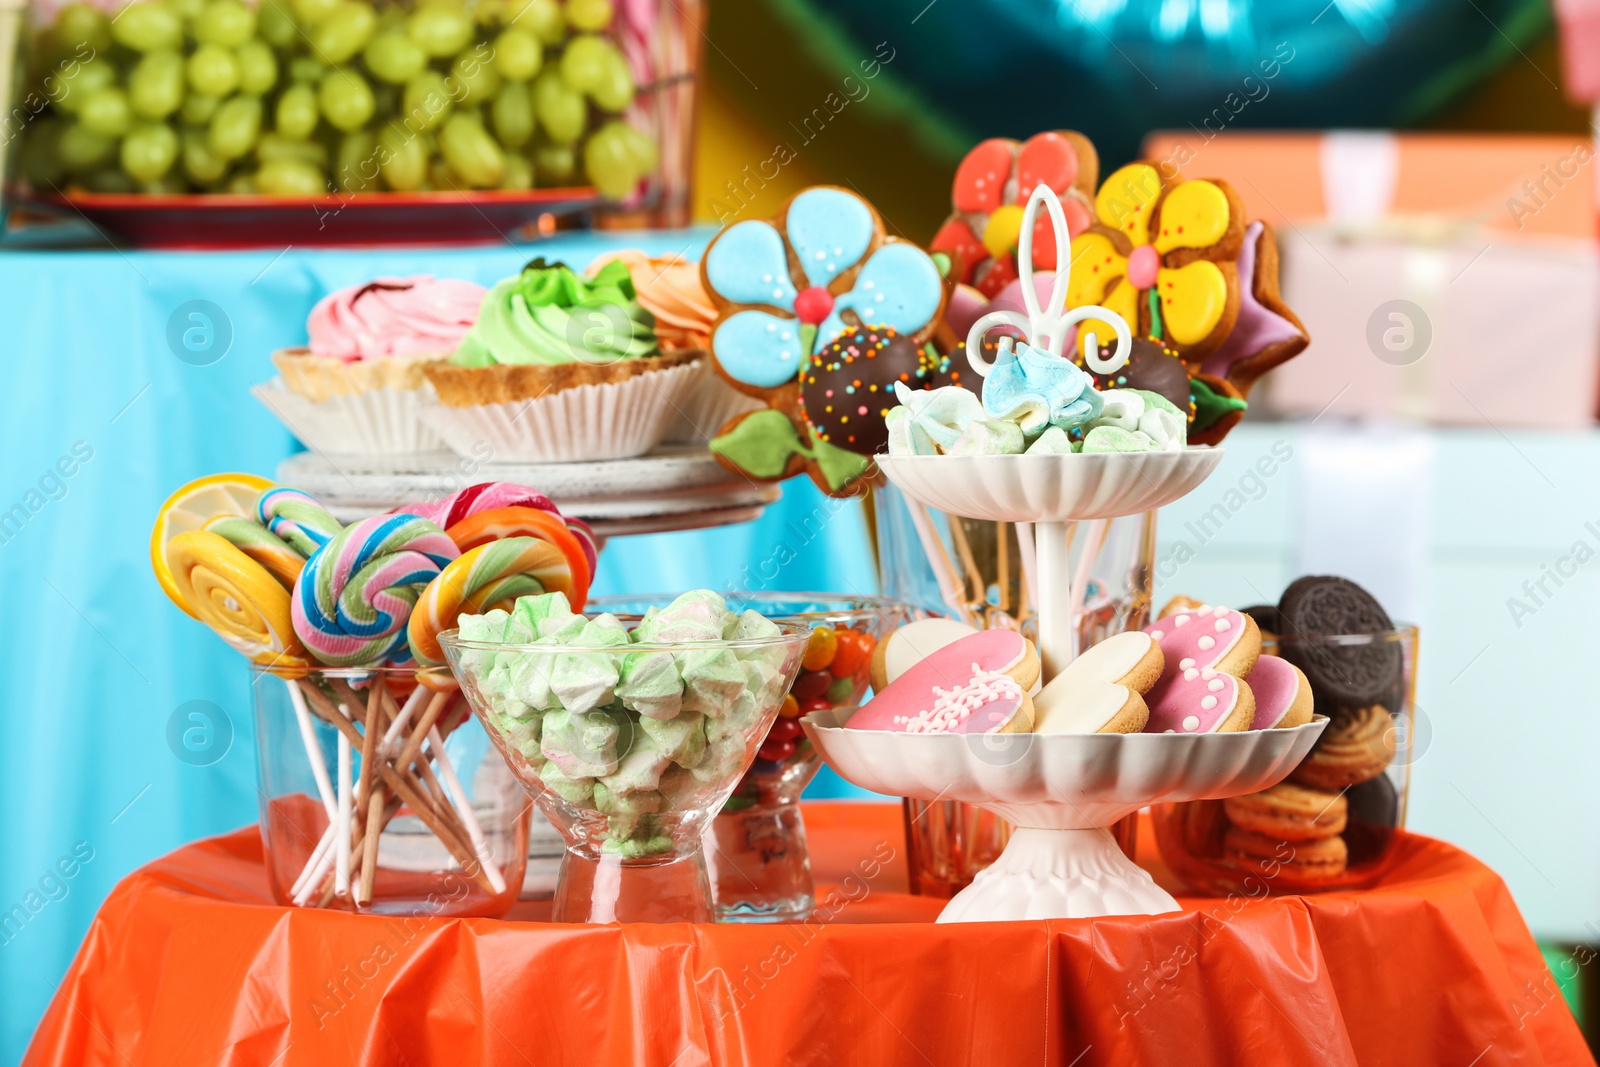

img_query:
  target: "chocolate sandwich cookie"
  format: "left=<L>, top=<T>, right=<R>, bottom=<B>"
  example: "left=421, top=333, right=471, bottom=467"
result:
left=1276, top=576, right=1403, bottom=709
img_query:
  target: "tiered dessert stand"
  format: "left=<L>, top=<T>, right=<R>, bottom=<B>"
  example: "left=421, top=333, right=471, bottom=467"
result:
left=804, top=186, right=1326, bottom=922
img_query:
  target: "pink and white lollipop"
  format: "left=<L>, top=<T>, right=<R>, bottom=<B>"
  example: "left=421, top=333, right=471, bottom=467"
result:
left=292, top=513, right=460, bottom=667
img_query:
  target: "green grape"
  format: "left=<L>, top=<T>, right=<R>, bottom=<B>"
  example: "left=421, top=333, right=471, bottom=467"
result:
left=20, top=118, right=66, bottom=187
left=589, top=49, right=633, bottom=112
left=405, top=6, right=471, bottom=57
left=121, top=122, right=179, bottom=181
left=79, top=86, right=133, bottom=137
left=319, top=71, right=374, bottom=131
left=558, top=34, right=613, bottom=94
left=500, top=152, right=532, bottom=189
left=288, top=57, right=327, bottom=83
left=194, top=0, right=256, bottom=47
left=363, top=33, right=424, bottom=83
left=492, top=28, right=540, bottom=81
left=181, top=128, right=228, bottom=182
left=290, top=0, right=339, bottom=27
left=532, top=69, right=583, bottom=144
left=473, top=0, right=506, bottom=28
left=187, top=44, right=241, bottom=96
left=182, top=92, right=221, bottom=124
left=438, top=112, right=503, bottom=187
left=58, top=122, right=117, bottom=170
left=516, top=0, right=564, bottom=45
left=258, top=131, right=327, bottom=165
left=616, top=119, right=657, bottom=173
left=377, top=6, right=407, bottom=32
left=532, top=140, right=574, bottom=182
left=128, top=50, right=185, bottom=119
left=446, top=49, right=501, bottom=106
left=582, top=121, right=639, bottom=199
left=257, top=0, right=299, bottom=48
left=227, top=171, right=257, bottom=193
left=208, top=95, right=262, bottom=159
left=274, top=83, right=319, bottom=138
left=236, top=41, right=278, bottom=94
left=400, top=71, right=452, bottom=131
left=376, top=121, right=426, bottom=189
left=312, top=2, right=377, bottom=64
left=258, top=157, right=327, bottom=195
left=566, top=0, right=612, bottom=32
left=142, top=173, right=189, bottom=194
left=110, top=3, right=183, bottom=52
left=335, top=129, right=376, bottom=190
left=84, top=167, right=137, bottom=192
left=54, top=4, right=112, bottom=54
left=428, top=156, right=460, bottom=189
left=51, top=58, right=116, bottom=114
left=489, top=81, right=532, bottom=148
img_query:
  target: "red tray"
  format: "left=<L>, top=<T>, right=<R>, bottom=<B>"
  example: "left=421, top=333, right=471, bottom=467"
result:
left=13, top=186, right=602, bottom=248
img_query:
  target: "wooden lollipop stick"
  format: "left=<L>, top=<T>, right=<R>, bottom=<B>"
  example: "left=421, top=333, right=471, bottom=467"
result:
left=394, top=689, right=453, bottom=778
left=302, top=697, right=493, bottom=894
left=427, top=724, right=508, bottom=895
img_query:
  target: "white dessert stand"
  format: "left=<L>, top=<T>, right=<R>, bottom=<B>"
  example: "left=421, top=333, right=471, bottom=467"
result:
left=808, top=184, right=1327, bottom=922
left=804, top=708, right=1325, bottom=920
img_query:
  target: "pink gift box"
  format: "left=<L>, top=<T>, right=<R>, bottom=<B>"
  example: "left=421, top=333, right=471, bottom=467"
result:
left=1142, top=131, right=1600, bottom=428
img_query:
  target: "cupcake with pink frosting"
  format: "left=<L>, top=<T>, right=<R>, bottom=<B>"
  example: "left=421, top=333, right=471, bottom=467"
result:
left=256, top=275, right=488, bottom=458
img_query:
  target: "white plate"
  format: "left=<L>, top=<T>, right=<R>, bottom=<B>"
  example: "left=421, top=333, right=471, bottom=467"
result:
left=875, top=448, right=1224, bottom=522
left=803, top=708, right=1326, bottom=830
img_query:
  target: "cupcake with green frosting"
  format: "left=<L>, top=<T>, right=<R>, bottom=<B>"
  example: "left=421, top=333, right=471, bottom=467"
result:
left=422, top=258, right=705, bottom=462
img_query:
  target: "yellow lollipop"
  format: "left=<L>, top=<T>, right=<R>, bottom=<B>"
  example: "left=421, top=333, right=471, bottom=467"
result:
left=167, top=530, right=308, bottom=668
left=151, top=472, right=275, bottom=619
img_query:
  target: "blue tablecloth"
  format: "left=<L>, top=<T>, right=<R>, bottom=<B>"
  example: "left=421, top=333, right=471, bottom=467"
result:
left=0, top=231, right=880, bottom=1062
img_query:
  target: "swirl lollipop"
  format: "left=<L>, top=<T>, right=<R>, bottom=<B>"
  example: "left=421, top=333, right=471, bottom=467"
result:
left=394, top=482, right=598, bottom=575
left=292, top=513, right=460, bottom=667
left=203, top=515, right=305, bottom=588
left=259, top=486, right=343, bottom=557
left=442, top=507, right=591, bottom=608
left=408, top=536, right=574, bottom=666
left=167, top=530, right=308, bottom=667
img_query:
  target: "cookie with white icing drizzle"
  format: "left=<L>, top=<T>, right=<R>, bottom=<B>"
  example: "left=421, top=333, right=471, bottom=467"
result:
left=847, top=629, right=1039, bottom=734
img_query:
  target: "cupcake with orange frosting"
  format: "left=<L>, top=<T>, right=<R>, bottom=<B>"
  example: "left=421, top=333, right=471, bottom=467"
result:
left=255, top=276, right=487, bottom=458
left=587, top=250, right=762, bottom=443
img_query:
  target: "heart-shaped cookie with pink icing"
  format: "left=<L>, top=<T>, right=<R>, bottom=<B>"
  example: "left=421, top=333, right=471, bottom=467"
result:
left=846, top=629, right=1040, bottom=734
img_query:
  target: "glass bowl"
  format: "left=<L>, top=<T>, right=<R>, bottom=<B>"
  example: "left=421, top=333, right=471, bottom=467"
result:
left=440, top=617, right=809, bottom=923
left=1151, top=626, right=1419, bottom=895
left=590, top=593, right=911, bottom=921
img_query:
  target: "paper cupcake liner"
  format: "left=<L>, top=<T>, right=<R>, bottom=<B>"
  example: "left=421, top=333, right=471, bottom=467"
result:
left=252, top=380, right=448, bottom=457
left=417, top=359, right=703, bottom=463
left=662, top=361, right=766, bottom=443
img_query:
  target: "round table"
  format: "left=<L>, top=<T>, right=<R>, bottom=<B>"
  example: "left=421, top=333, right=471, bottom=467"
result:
left=24, top=805, right=1590, bottom=1067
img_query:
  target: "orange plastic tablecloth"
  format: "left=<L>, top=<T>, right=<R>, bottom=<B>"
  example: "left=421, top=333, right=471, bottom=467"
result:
left=25, top=803, right=1593, bottom=1067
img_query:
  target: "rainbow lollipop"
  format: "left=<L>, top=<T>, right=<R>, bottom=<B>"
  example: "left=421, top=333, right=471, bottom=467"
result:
left=408, top=537, right=576, bottom=665
left=394, top=482, right=597, bottom=575
left=292, top=513, right=460, bottom=667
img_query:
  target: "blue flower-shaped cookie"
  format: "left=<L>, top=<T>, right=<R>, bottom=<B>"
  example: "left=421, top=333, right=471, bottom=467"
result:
left=699, top=186, right=952, bottom=498
left=702, top=187, right=947, bottom=390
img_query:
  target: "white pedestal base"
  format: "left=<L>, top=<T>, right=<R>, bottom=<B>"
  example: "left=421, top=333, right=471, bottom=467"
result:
left=937, top=827, right=1180, bottom=923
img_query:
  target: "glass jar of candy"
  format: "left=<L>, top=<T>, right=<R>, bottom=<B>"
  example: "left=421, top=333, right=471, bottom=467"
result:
left=252, top=666, right=530, bottom=916
left=590, top=593, right=909, bottom=921
left=1151, top=625, right=1419, bottom=894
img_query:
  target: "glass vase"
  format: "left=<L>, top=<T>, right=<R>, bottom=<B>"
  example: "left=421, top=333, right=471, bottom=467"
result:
left=872, top=481, right=1158, bottom=894
left=1152, top=625, right=1419, bottom=894
left=252, top=666, right=530, bottom=916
